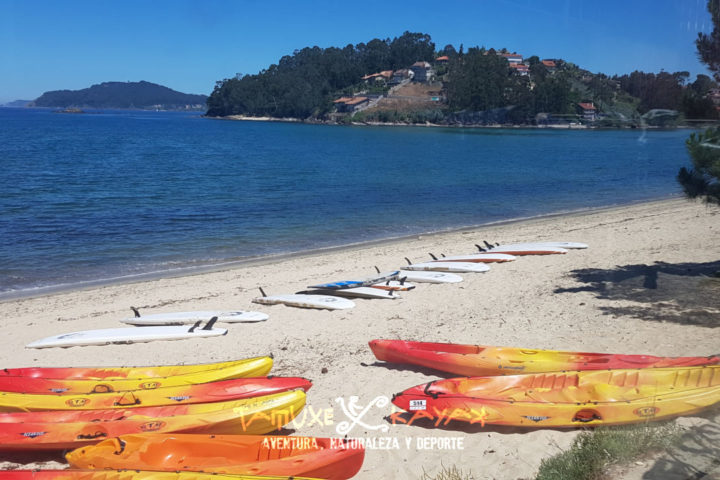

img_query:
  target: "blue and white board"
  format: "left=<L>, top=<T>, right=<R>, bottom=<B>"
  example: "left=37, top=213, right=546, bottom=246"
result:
left=308, top=270, right=400, bottom=290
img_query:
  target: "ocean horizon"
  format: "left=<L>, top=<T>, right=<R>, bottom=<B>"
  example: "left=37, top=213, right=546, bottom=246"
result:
left=0, top=107, right=693, bottom=299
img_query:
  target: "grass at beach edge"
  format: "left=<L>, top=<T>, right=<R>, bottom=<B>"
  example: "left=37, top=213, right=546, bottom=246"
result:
left=535, top=421, right=682, bottom=480
left=418, top=422, right=682, bottom=480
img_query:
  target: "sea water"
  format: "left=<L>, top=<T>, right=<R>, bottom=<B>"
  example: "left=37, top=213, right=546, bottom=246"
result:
left=0, top=107, right=693, bottom=297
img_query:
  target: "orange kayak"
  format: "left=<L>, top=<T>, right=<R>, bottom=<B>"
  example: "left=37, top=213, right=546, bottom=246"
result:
left=67, top=433, right=364, bottom=480
left=0, top=470, right=317, bottom=480
left=391, top=365, right=720, bottom=427
left=0, top=390, right=307, bottom=450
left=0, top=377, right=311, bottom=412
left=0, top=357, right=272, bottom=380
left=370, top=339, right=720, bottom=376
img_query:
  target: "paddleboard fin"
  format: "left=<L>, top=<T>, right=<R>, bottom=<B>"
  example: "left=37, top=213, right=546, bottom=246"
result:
left=188, top=320, right=202, bottom=333
left=475, top=244, right=487, bottom=252
left=258, top=287, right=267, bottom=297
left=483, top=240, right=494, bottom=249
left=404, top=257, right=413, bottom=265
left=130, top=306, right=141, bottom=318
left=429, top=253, right=438, bottom=260
left=374, top=266, right=380, bottom=273
left=202, top=317, right=219, bottom=330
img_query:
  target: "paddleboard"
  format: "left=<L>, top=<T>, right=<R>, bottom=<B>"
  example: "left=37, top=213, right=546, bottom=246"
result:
left=430, top=253, right=516, bottom=263
left=484, top=240, right=588, bottom=250
left=27, top=321, right=227, bottom=349
left=122, top=307, right=268, bottom=326
left=252, top=293, right=355, bottom=310
left=476, top=244, right=568, bottom=255
left=399, top=270, right=463, bottom=284
left=308, top=270, right=400, bottom=289
left=300, top=287, right=399, bottom=299
left=403, top=258, right=490, bottom=273
left=371, top=280, right=416, bottom=291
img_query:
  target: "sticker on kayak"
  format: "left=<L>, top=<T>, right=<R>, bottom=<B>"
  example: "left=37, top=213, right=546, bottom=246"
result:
left=634, top=406, right=659, bottom=418
left=140, top=420, right=167, bottom=432
left=409, top=399, right=427, bottom=411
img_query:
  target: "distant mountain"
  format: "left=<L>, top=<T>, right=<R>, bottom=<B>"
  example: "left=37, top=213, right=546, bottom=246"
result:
left=30, top=81, right=207, bottom=110
left=1, top=100, right=32, bottom=107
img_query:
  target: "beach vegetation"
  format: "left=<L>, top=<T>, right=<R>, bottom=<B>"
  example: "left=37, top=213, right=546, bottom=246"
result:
left=420, top=464, right=475, bottom=480
left=680, top=0, right=720, bottom=205
left=535, top=422, right=682, bottom=480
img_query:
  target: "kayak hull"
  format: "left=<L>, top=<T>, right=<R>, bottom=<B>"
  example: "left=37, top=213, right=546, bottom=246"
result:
left=369, top=339, right=720, bottom=376
left=67, top=433, right=364, bottom=480
left=392, top=366, right=720, bottom=427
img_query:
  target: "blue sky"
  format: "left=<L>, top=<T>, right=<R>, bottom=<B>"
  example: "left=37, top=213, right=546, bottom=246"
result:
left=0, top=0, right=714, bottom=103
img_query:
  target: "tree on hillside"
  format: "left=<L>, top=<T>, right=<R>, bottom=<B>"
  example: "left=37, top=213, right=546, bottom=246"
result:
left=679, top=0, right=720, bottom=204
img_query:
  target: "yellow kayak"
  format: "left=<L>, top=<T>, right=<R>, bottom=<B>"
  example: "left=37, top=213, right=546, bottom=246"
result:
left=0, top=390, right=307, bottom=450
left=0, top=357, right=273, bottom=394
left=392, top=365, right=720, bottom=427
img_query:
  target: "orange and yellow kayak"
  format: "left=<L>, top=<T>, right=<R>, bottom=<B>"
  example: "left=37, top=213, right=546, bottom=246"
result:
left=0, top=470, right=317, bottom=480
left=0, top=376, right=311, bottom=412
left=391, top=365, right=720, bottom=427
left=0, top=357, right=273, bottom=381
left=370, top=339, right=720, bottom=376
left=67, top=433, right=364, bottom=480
left=0, top=357, right=274, bottom=394
left=0, top=390, right=307, bottom=450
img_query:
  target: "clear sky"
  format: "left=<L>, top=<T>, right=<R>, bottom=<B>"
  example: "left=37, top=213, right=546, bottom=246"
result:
left=0, top=0, right=715, bottom=103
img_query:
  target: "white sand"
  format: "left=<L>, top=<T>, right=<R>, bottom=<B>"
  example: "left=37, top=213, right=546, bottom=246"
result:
left=1, top=198, right=718, bottom=478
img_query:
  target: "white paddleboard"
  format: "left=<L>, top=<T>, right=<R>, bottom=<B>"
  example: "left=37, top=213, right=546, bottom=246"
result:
left=253, top=293, right=355, bottom=310
left=493, top=241, right=588, bottom=250
left=403, top=259, right=490, bottom=273
left=301, top=287, right=399, bottom=299
left=476, top=244, right=568, bottom=255
left=27, top=322, right=227, bottom=349
left=122, top=308, right=269, bottom=326
left=308, top=270, right=400, bottom=289
left=371, top=280, right=416, bottom=291
left=430, top=253, right=516, bottom=263
left=399, top=270, right=463, bottom=284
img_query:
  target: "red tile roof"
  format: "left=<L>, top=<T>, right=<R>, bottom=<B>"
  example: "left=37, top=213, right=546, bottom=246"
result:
left=578, top=102, right=596, bottom=110
left=436, top=55, right=449, bottom=61
left=542, top=60, right=557, bottom=67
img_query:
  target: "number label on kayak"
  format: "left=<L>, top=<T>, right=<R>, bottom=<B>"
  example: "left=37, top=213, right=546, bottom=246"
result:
left=66, top=398, right=89, bottom=407
left=140, top=420, right=167, bottom=432
left=634, top=406, right=659, bottom=418
left=139, top=381, right=161, bottom=389
left=409, top=400, right=426, bottom=411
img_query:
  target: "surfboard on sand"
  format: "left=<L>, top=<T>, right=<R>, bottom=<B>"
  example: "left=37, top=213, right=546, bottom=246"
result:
left=122, top=307, right=268, bottom=326
left=403, top=258, right=490, bottom=273
left=399, top=270, right=463, bottom=284
left=299, top=287, right=399, bottom=299
left=307, top=270, right=400, bottom=289
left=428, top=252, right=516, bottom=263
left=482, top=240, right=588, bottom=250
left=26, top=319, right=227, bottom=349
left=252, top=288, right=355, bottom=310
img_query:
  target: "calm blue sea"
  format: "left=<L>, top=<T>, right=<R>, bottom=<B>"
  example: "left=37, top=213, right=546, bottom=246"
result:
left=0, top=107, right=693, bottom=297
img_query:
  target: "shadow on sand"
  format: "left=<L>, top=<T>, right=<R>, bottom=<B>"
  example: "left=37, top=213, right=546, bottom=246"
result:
left=554, top=260, right=720, bottom=328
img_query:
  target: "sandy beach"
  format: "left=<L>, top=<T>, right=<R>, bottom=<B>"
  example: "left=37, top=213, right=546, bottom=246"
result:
left=1, top=197, right=719, bottom=479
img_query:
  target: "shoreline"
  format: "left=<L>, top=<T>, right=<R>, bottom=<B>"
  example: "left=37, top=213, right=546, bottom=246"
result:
left=0, top=196, right=717, bottom=478
left=0, top=196, right=681, bottom=303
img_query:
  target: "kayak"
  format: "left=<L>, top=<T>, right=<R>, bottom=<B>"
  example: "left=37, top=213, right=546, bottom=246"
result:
left=0, top=357, right=274, bottom=394
left=0, top=471, right=315, bottom=480
left=0, top=376, right=311, bottom=412
left=0, top=390, right=307, bottom=450
left=369, top=340, right=720, bottom=376
left=392, top=365, right=720, bottom=427
left=67, top=433, right=365, bottom=480
left=0, top=357, right=273, bottom=380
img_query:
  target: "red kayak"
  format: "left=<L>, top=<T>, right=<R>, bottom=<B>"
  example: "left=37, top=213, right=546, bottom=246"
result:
left=369, top=339, right=720, bottom=376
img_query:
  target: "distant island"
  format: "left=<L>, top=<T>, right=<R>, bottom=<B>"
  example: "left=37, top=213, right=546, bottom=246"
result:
left=1, top=100, right=32, bottom=108
left=207, top=31, right=719, bottom=128
left=30, top=81, right=207, bottom=111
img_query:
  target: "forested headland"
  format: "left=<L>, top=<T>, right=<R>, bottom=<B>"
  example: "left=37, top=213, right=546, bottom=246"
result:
left=206, top=32, right=719, bottom=127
